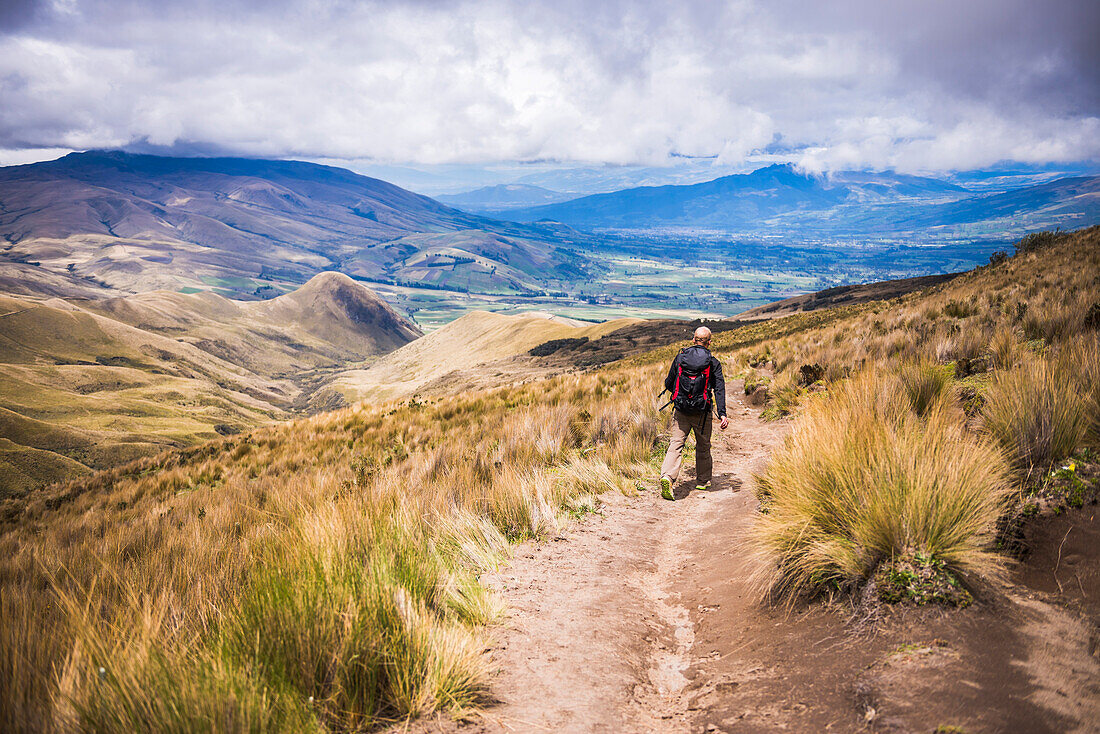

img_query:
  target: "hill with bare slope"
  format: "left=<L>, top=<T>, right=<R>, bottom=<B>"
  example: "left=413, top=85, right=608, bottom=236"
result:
left=320, top=309, right=638, bottom=405
left=85, top=271, right=421, bottom=379
left=728, top=271, right=963, bottom=321
left=0, top=274, right=420, bottom=494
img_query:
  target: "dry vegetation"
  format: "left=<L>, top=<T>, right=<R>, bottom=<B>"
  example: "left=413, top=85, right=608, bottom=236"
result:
left=2, top=226, right=1098, bottom=730
left=730, top=226, right=1100, bottom=600
left=0, top=272, right=422, bottom=496
left=321, top=309, right=637, bottom=405
left=1, top=368, right=663, bottom=731
left=751, top=369, right=1014, bottom=598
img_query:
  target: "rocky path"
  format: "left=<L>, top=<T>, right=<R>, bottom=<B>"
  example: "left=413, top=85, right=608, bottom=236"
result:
left=406, top=385, right=1100, bottom=734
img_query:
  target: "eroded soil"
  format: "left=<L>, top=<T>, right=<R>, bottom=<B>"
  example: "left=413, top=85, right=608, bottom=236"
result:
left=403, top=384, right=1100, bottom=734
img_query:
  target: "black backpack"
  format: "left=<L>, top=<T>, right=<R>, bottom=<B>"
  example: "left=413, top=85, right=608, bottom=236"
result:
left=672, top=346, right=712, bottom=414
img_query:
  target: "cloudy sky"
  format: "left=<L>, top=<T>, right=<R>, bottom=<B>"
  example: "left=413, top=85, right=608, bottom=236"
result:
left=1, top=0, right=1098, bottom=186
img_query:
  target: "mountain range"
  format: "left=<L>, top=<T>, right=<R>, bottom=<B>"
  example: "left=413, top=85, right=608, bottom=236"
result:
left=3, top=152, right=1098, bottom=318
left=499, top=163, right=1100, bottom=238
left=0, top=151, right=592, bottom=301
left=435, top=184, right=575, bottom=214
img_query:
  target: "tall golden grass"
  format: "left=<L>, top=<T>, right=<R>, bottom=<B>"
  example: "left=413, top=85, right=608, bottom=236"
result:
left=723, top=227, right=1099, bottom=411
left=751, top=368, right=1013, bottom=597
left=747, top=227, right=1100, bottom=598
left=982, top=352, right=1093, bottom=481
left=3, top=226, right=1098, bottom=727
left=0, top=369, right=662, bottom=731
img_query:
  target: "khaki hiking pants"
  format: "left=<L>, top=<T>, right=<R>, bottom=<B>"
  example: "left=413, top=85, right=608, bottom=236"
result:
left=660, top=409, right=713, bottom=485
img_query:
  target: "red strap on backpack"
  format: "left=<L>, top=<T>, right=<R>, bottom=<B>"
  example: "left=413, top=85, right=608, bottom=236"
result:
left=671, top=364, right=683, bottom=400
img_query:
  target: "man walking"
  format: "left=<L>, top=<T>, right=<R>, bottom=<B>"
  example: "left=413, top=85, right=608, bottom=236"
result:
left=660, top=326, right=729, bottom=500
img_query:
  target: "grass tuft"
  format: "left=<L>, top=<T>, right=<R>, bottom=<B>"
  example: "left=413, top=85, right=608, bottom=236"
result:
left=751, top=369, right=1012, bottom=599
left=897, top=361, right=954, bottom=417
left=981, top=354, right=1091, bottom=481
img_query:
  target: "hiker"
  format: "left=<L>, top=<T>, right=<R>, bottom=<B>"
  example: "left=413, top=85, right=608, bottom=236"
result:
left=659, top=326, right=729, bottom=500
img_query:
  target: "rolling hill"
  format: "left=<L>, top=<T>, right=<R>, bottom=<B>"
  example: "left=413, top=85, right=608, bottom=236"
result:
left=0, top=151, right=594, bottom=300
left=729, top=272, right=963, bottom=321
left=0, top=273, right=420, bottom=494
left=321, top=310, right=639, bottom=405
left=84, top=271, right=421, bottom=380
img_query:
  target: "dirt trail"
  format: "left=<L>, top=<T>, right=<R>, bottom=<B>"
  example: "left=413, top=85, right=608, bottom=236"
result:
left=407, top=384, right=1100, bottom=734
left=403, top=387, right=783, bottom=733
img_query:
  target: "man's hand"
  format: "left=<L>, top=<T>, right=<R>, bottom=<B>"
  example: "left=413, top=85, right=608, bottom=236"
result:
left=719, top=415, right=729, bottom=430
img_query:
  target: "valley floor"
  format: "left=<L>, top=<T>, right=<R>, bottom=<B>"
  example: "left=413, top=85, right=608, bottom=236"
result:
left=403, top=380, right=1100, bottom=734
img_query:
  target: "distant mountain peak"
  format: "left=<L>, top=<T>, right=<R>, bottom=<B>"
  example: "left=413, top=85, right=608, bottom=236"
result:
left=746, top=162, right=815, bottom=183
left=435, top=182, right=574, bottom=212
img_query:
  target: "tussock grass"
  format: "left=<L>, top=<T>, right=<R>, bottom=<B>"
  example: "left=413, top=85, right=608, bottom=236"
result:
left=988, top=326, right=1022, bottom=370
left=219, top=509, right=491, bottom=729
left=1079, top=340, right=1100, bottom=446
left=3, top=226, right=1098, bottom=727
left=752, top=369, right=1013, bottom=598
left=760, top=373, right=804, bottom=421
left=982, top=351, right=1094, bottom=481
left=745, top=226, right=1099, bottom=599
left=0, top=366, right=665, bottom=731
left=897, top=361, right=954, bottom=417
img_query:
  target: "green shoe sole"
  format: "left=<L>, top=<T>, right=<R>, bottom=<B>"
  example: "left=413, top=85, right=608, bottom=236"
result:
left=660, top=477, right=673, bottom=501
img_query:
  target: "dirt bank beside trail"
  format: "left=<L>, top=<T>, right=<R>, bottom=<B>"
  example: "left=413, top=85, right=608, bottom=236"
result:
left=403, top=383, right=1100, bottom=734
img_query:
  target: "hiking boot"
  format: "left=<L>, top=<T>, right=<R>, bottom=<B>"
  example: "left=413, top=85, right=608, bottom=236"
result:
left=660, top=476, right=674, bottom=501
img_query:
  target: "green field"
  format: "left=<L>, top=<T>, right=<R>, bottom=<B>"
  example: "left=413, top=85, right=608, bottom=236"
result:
left=355, top=232, right=1000, bottom=331
left=365, top=252, right=820, bottom=330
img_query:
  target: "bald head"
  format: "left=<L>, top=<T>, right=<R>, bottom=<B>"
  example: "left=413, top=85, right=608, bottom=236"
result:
left=693, top=326, right=712, bottom=345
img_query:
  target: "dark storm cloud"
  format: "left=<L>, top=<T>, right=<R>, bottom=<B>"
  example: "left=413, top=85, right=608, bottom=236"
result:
left=0, top=0, right=40, bottom=32
left=769, top=0, right=1100, bottom=116
left=0, top=0, right=1096, bottom=171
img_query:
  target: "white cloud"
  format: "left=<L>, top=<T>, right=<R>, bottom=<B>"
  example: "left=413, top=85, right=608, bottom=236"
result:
left=0, top=0, right=1096, bottom=173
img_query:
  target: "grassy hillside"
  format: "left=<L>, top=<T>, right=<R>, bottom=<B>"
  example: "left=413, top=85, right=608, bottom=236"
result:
left=85, top=271, right=422, bottom=379
left=730, top=272, right=962, bottom=321
left=2, top=369, right=662, bottom=731
left=0, top=274, right=420, bottom=496
left=720, top=227, right=1100, bottom=599
left=1, top=227, right=1097, bottom=730
left=322, top=310, right=638, bottom=405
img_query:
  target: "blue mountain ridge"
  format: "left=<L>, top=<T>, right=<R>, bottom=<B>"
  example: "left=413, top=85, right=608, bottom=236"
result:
left=498, top=163, right=1098, bottom=237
